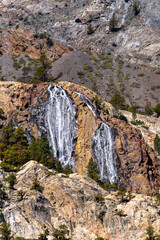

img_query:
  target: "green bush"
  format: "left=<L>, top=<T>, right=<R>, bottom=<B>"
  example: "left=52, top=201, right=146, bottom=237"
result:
left=0, top=108, right=4, bottom=118
left=94, top=194, right=104, bottom=203
left=154, top=103, right=160, bottom=117
left=145, top=105, right=153, bottom=116
left=5, top=173, right=17, bottom=190
left=38, top=229, right=49, bottom=240
left=87, top=24, right=94, bottom=35
left=109, top=93, right=126, bottom=109
left=46, top=37, right=53, bottom=47
left=53, top=224, right=70, bottom=240
left=94, top=95, right=102, bottom=110
left=145, top=225, right=160, bottom=240
left=115, top=210, right=125, bottom=217
left=0, top=221, right=11, bottom=240
left=131, top=120, right=144, bottom=126
left=30, top=178, right=44, bottom=193
left=17, top=190, right=25, bottom=202
left=97, top=210, right=105, bottom=223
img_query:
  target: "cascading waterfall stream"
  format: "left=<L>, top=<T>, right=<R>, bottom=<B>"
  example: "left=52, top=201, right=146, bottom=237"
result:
left=45, top=85, right=76, bottom=168
left=92, top=124, right=118, bottom=183
left=75, top=92, right=97, bottom=116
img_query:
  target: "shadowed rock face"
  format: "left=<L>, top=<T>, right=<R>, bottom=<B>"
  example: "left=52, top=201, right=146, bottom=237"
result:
left=2, top=161, right=160, bottom=240
left=0, top=81, right=159, bottom=193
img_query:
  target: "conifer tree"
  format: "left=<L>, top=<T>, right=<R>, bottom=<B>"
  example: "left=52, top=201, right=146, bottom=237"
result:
left=87, top=158, right=100, bottom=182
left=0, top=221, right=11, bottom=240
left=109, top=14, right=117, bottom=32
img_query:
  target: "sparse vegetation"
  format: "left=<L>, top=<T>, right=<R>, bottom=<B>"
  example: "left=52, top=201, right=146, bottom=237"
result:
left=115, top=210, right=126, bottom=217
left=87, top=158, right=100, bottom=182
left=87, top=24, right=94, bottom=35
left=154, top=103, right=160, bottom=117
left=94, top=95, right=102, bottom=110
left=0, top=221, right=11, bottom=240
left=97, top=210, right=105, bottom=223
left=95, top=238, right=108, bottom=240
left=30, top=178, right=44, bottom=193
left=109, top=14, right=117, bottom=32
left=131, top=120, right=144, bottom=125
left=53, top=224, right=71, bottom=240
left=0, top=108, right=4, bottom=118
left=138, top=73, right=144, bottom=77
left=154, top=134, right=160, bottom=155
left=145, top=225, right=160, bottom=240
left=38, top=229, right=49, bottom=240
left=33, top=52, right=52, bottom=83
left=109, top=93, right=126, bottom=109
left=132, top=2, right=140, bottom=16
left=5, top=173, right=17, bottom=190
left=94, top=194, right=104, bottom=203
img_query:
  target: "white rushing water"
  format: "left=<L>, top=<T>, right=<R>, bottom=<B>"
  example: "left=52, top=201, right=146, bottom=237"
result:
left=92, top=123, right=118, bottom=183
left=75, top=92, right=97, bottom=116
left=45, top=85, right=76, bottom=168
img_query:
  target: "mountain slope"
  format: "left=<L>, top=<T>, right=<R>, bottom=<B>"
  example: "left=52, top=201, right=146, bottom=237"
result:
left=1, top=160, right=160, bottom=240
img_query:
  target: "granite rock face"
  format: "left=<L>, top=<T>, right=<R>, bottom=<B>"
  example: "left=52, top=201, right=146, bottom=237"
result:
left=0, top=81, right=159, bottom=194
left=0, top=0, right=160, bottom=67
left=1, top=160, right=160, bottom=240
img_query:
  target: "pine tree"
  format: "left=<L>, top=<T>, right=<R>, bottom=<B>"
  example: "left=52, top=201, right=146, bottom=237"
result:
left=109, top=14, right=117, bottom=32
left=33, top=52, right=52, bottom=83
left=87, top=158, right=100, bottom=182
left=0, top=221, right=11, bottom=240
left=154, top=134, right=160, bottom=155
left=132, top=2, right=139, bottom=16
left=87, top=24, right=94, bottom=35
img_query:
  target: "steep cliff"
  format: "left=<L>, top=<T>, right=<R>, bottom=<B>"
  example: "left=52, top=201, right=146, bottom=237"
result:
left=0, top=81, right=159, bottom=194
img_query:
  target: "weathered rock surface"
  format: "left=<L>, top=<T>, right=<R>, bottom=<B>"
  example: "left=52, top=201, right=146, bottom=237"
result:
left=2, top=161, right=160, bottom=240
left=0, top=81, right=159, bottom=193
left=1, top=0, right=160, bottom=68
left=121, top=110, right=160, bottom=151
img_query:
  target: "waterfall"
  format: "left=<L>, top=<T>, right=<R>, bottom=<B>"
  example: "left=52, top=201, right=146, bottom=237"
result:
left=75, top=92, right=97, bottom=116
left=92, top=123, right=118, bottom=183
left=45, top=85, right=76, bottom=168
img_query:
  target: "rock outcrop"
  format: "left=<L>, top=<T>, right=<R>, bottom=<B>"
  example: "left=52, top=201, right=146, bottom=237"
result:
left=1, top=0, right=160, bottom=68
left=1, top=161, right=160, bottom=240
left=0, top=81, right=159, bottom=194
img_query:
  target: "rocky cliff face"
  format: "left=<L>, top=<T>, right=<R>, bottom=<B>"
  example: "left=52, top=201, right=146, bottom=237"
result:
left=1, top=0, right=160, bottom=67
left=1, top=160, right=160, bottom=240
left=0, top=81, right=159, bottom=194
left=0, top=0, right=160, bottom=107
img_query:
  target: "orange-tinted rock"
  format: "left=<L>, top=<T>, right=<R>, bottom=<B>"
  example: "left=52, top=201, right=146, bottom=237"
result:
left=0, top=81, right=159, bottom=194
